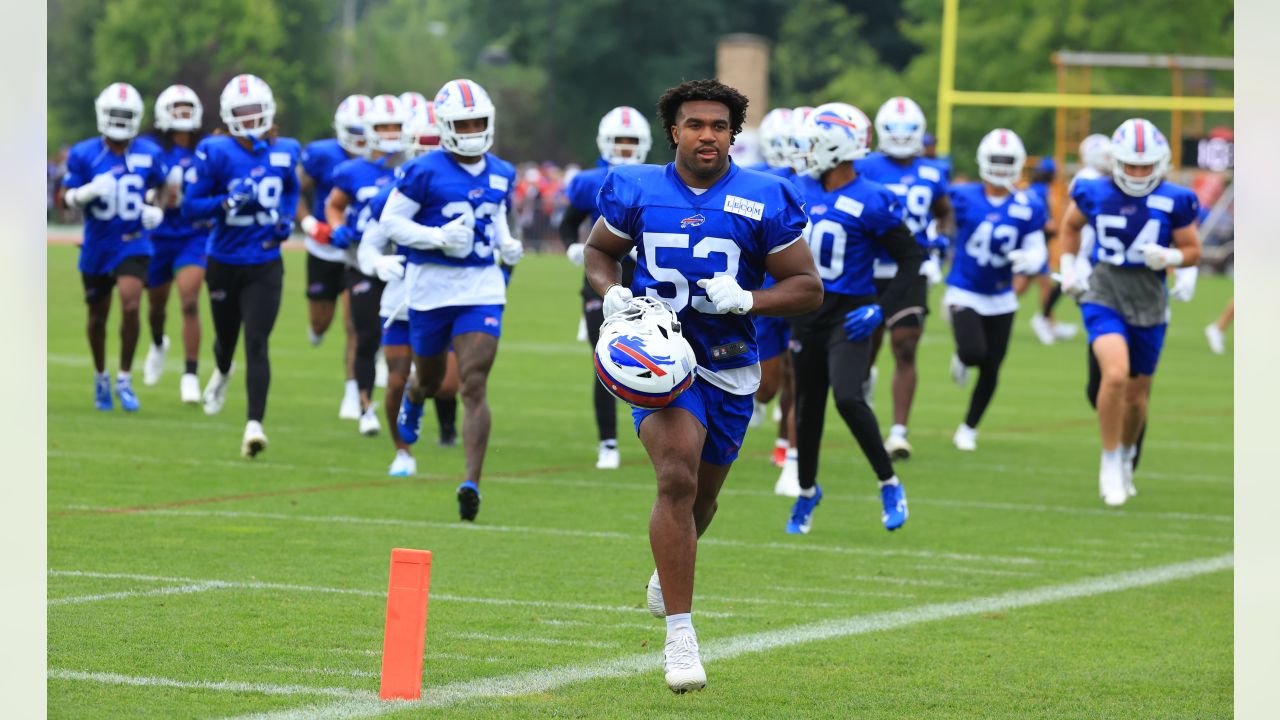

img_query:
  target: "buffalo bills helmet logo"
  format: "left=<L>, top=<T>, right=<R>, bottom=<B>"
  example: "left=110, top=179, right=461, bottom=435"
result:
left=680, top=214, right=705, bottom=229
left=608, top=335, right=671, bottom=377
left=468, top=187, right=484, bottom=199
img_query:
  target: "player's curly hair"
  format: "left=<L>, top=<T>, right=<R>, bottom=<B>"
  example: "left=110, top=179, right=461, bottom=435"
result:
left=657, top=79, right=749, bottom=150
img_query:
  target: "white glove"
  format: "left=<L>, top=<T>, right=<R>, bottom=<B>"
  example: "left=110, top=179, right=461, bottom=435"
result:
left=566, top=242, right=585, bottom=266
left=372, top=254, right=407, bottom=282
left=697, top=276, right=754, bottom=315
left=68, top=173, right=116, bottom=207
left=499, top=237, right=524, bottom=266
left=1142, top=244, right=1184, bottom=271
left=603, top=284, right=633, bottom=317
left=920, top=254, right=943, bottom=286
left=1058, top=253, right=1090, bottom=298
left=140, top=204, right=164, bottom=230
left=1170, top=266, right=1198, bottom=302
left=439, top=215, right=475, bottom=258
left=1006, top=249, right=1040, bottom=275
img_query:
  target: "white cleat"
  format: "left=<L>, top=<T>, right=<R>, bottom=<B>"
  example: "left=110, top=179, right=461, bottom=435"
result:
left=202, top=367, right=232, bottom=416
left=1205, top=323, right=1225, bottom=355
left=575, top=315, right=588, bottom=342
left=308, top=328, right=324, bottom=347
left=953, top=423, right=977, bottom=452
left=1052, top=323, right=1078, bottom=340
left=388, top=449, right=417, bottom=477
left=663, top=633, right=707, bottom=694
left=241, top=420, right=268, bottom=458
left=863, top=366, right=878, bottom=408
left=771, top=403, right=782, bottom=423
left=950, top=353, right=969, bottom=387
left=339, top=382, right=361, bottom=420
left=646, top=569, right=666, bottom=618
left=885, top=433, right=912, bottom=461
left=748, top=400, right=766, bottom=428
left=1030, top=315, right=1056, bottom=346
left=1121, top=447, right=1138, bottom=497
left=596, top=443, right=620, bottom=470
left=180, top=373, right=201, bottom=404
left=1099, top=452, right=1127, bottom=506
left=143, top=336, right=169, bottom=386
left=774, top=456, right=800, bottom=497
left=359, top=406, right=382, bottom=436
left=374, top=350, right=388, bottom=388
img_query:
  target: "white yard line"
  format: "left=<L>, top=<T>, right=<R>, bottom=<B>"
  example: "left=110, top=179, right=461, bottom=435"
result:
left=208, top=552, right=1232, bottom=719
left=46, top=669, right=369, bottom=700
left=49, top=582, right=229, bottom=606
left=452, top=633, right=615, bottom=649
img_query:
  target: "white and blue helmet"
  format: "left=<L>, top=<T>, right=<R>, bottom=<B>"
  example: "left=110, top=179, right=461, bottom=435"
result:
left=594, top=297, right=696, bottom=409
left=1110, top=118, right=1170, bottom=197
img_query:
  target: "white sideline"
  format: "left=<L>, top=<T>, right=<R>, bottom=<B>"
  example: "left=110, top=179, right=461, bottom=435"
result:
left=47, top=669, right=369, bottom=699
left=208, top=553, right=1233, bottom=719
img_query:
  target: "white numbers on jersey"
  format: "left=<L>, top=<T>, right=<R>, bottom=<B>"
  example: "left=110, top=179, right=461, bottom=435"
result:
left=964, top=221, right=1019, bottom=268
left=1094, top=215, right=1161, bottom=265
left=351, top=186, right=381, bottom=232
left=885, top=183, right=933, bottom=235
left=804, top=219, right=846, bottom=280
left=226, top=176, right=284, bottom=227
left=440, top=200, right=501, bottom=258
left=641, top=232, right=741, bottom=314
left=88, top=175, right=145, bottom=222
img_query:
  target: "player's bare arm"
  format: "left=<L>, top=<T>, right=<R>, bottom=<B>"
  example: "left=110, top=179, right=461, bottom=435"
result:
left=584, top=217, right=635, bottom=294
left=324, top=187, right=351, bottom=228
left=1171, top=224, right=1201, bottom=267
left=1059, top=201, right=1086, bottom=256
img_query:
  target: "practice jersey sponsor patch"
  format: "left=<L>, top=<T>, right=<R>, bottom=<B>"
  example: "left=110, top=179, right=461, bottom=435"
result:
left=489, top=174, right=510, bottom=192
left=834, top=195, right=864, bottom=217
left=1008, top=204, right=1033, bottom=221
left=1147, top=195, right=1174, bottom=213
left=126, top=153, right=153, bottom=168
left=270, top=152, right=292, bottom=167
left=724, top=195, right=765, bottom=221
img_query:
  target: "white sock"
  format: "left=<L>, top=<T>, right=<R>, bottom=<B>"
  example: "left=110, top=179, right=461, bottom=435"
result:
left=665, top=612, right=694, bottom=637
left=116, top=371, right=131, bottom=383
left=890, top=424, right=908, bottom=438
left=600, top=439, right=617, bottom=450
left=798, top=485, right=817, bottom=498
left=959, top=423, right=976, bottom=434
left=345, top=379, right=357, bottom=392
left=1122, top=444, right=1136, bottom=460
left=879, top=475, right=901, bottom=488
left=785, top=449, right=798, bottom=461
left=1102, top=448, right=1122, bottom=465
left=774, top=438, right=789, bottom=450
left=96, top=371, right=109, bottom=382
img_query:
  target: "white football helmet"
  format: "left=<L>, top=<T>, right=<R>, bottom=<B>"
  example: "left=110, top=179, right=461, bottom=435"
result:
left=154, top=84, right=203, bottom=132
left=1110, top=118, right=1170, bottom=197
left=95, top=82, right=145, bottom=141
left=219, top=74, right=276, bottom=139
left=795, top=102, right=872, bottom=177
left=597, top=106, right=652, bottom=166
left=399, top=92, right=429, bottom=115
left=363, top=94, right=409, bottom=154
left=786, top=106, right=816, bottom=172
left=403, top=105, right=441, bottom=159
left=334, top=94, right=372, bottom=155
left=976, top=128, right=1027, bottom=189
left=757, top=108, right=794, bottom=168
left=594, top=297, right=697, bottom=409
left=1079, top=133, right=1113, bottom=175
left=875, top=96, right=927, bottom=158
left=433, top=79, right=495, bottom=157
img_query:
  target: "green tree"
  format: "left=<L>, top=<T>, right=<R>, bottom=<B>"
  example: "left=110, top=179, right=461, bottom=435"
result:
left=48, top=0, right=110, bottom=152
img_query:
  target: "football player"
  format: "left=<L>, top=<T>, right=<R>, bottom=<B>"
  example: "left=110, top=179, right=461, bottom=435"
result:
left=857, top=96, right=953, bottom=460
left=945, top=129, right=1048, bottom=452
left=1059, top=118, right=1201, bottom=505
left=381, top=79, right=524, bottom=520
left=298, top=94, right=370, bottom=420
left=326, top=94, right=410, bottom=436
left=1018, top=156, right=1077, bottom=345
left=183, top=74, right=300, bottom=457
left=59, top=82, right=168, bottom=412
left=784, top=102, right=921, bottom=534
left=585, top=79, right=821, bottom=693
left=1205, top=296, right=1232, bottom=354
left=140, top=84, right=208, bottom=403
left=560, top=105, right=652, bottom=469
left=747, top=107, right=793, bottom=172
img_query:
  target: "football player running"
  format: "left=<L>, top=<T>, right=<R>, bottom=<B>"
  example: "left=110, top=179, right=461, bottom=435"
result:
left=183, top=74, right=300, bottom=457
left=298, top=94, right=370, bottom=419
left=585, top=79, right=821, bottom=693
left=141, top=84, right=208, bottom=403
left=857, top=96, right=953, bottom=460
left=1059, top=118, right=1201, bottom=506
left=945, top=129, right=1048, bottom=452
left=59, top=82, right=169, bottom=412
left=326, top=94, right=410, bottom=437
left=784, top=102, right=921, bottom=534
left=560, top=105, right=652, bottom=469
left=381, top=79, right=524, bottom=521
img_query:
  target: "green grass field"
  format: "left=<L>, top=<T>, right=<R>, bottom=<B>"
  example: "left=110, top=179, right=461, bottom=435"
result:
left=47, top=244, right=1233, bottom=718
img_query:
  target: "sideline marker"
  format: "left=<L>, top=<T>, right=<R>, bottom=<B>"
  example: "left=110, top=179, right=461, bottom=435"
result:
left=378, top=548, right=432, bottom=700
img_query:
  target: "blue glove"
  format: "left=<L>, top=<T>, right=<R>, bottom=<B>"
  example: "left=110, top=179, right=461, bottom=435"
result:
left=330, top=225, right=358, bottom=249
left=844, top=304, right=883, bottom=341
left=929, top=234, right=951, bottom=252
left=226, top=177, right=259, bottom=210
left=271, top=218, right=294, bottom=241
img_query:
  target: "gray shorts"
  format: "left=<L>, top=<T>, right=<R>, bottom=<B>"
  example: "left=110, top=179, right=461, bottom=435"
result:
left=1081, top=263, right=1167, bottom=327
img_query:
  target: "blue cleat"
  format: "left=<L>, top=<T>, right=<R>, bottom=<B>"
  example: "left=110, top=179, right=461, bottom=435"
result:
left=785, top=484, right=823, bottom=534
left=397, top=396, right=424, bottom=445
left=881, top=481, right=908, bottom=531
left=94, top=375, right=113, bottom=411
left=457, top=480, right=481, bottom=521
left=116, top=377, right=141, bottom=412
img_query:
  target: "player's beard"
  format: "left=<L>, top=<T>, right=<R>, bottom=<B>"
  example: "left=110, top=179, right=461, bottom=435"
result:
left=682, top=142, right=727, bottom=182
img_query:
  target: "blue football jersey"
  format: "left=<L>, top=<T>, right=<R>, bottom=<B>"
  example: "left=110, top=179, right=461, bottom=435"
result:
left=1071, top=177, right=1199, bottom=269
left=566, top=159, right=610, bottom=224
left=63, top=136, right=168, bottom=275
left=596, top=162, right=808, bottom=372
left=331, top=157, right=396, bottom=236
left=947, top=184, right=1047, bottom=295
left=393, top=151, right=516, bottom=268
left=792, top=174, right=906, bottom=297
left=301, top=139, right=354, bottom=221
left=140, top=136, right=210, bottom=240
left=183, top=135, right=301, bottom=265
left=856, top=152, right=949, bottom=250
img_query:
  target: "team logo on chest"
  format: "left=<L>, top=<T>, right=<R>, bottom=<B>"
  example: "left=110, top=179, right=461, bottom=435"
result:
left=468, top=187, right=485, bottom=199
left=680, top=213, right=706, bottom=229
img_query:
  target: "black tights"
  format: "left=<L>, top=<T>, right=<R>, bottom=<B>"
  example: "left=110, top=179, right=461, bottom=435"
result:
left=950, top=308, right=1014, bottom=429
left=347, top=272, right=386, bottom=400
left=585, top=301, right=617, bottom=442
left=206, top=258, right=283, bottom=422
